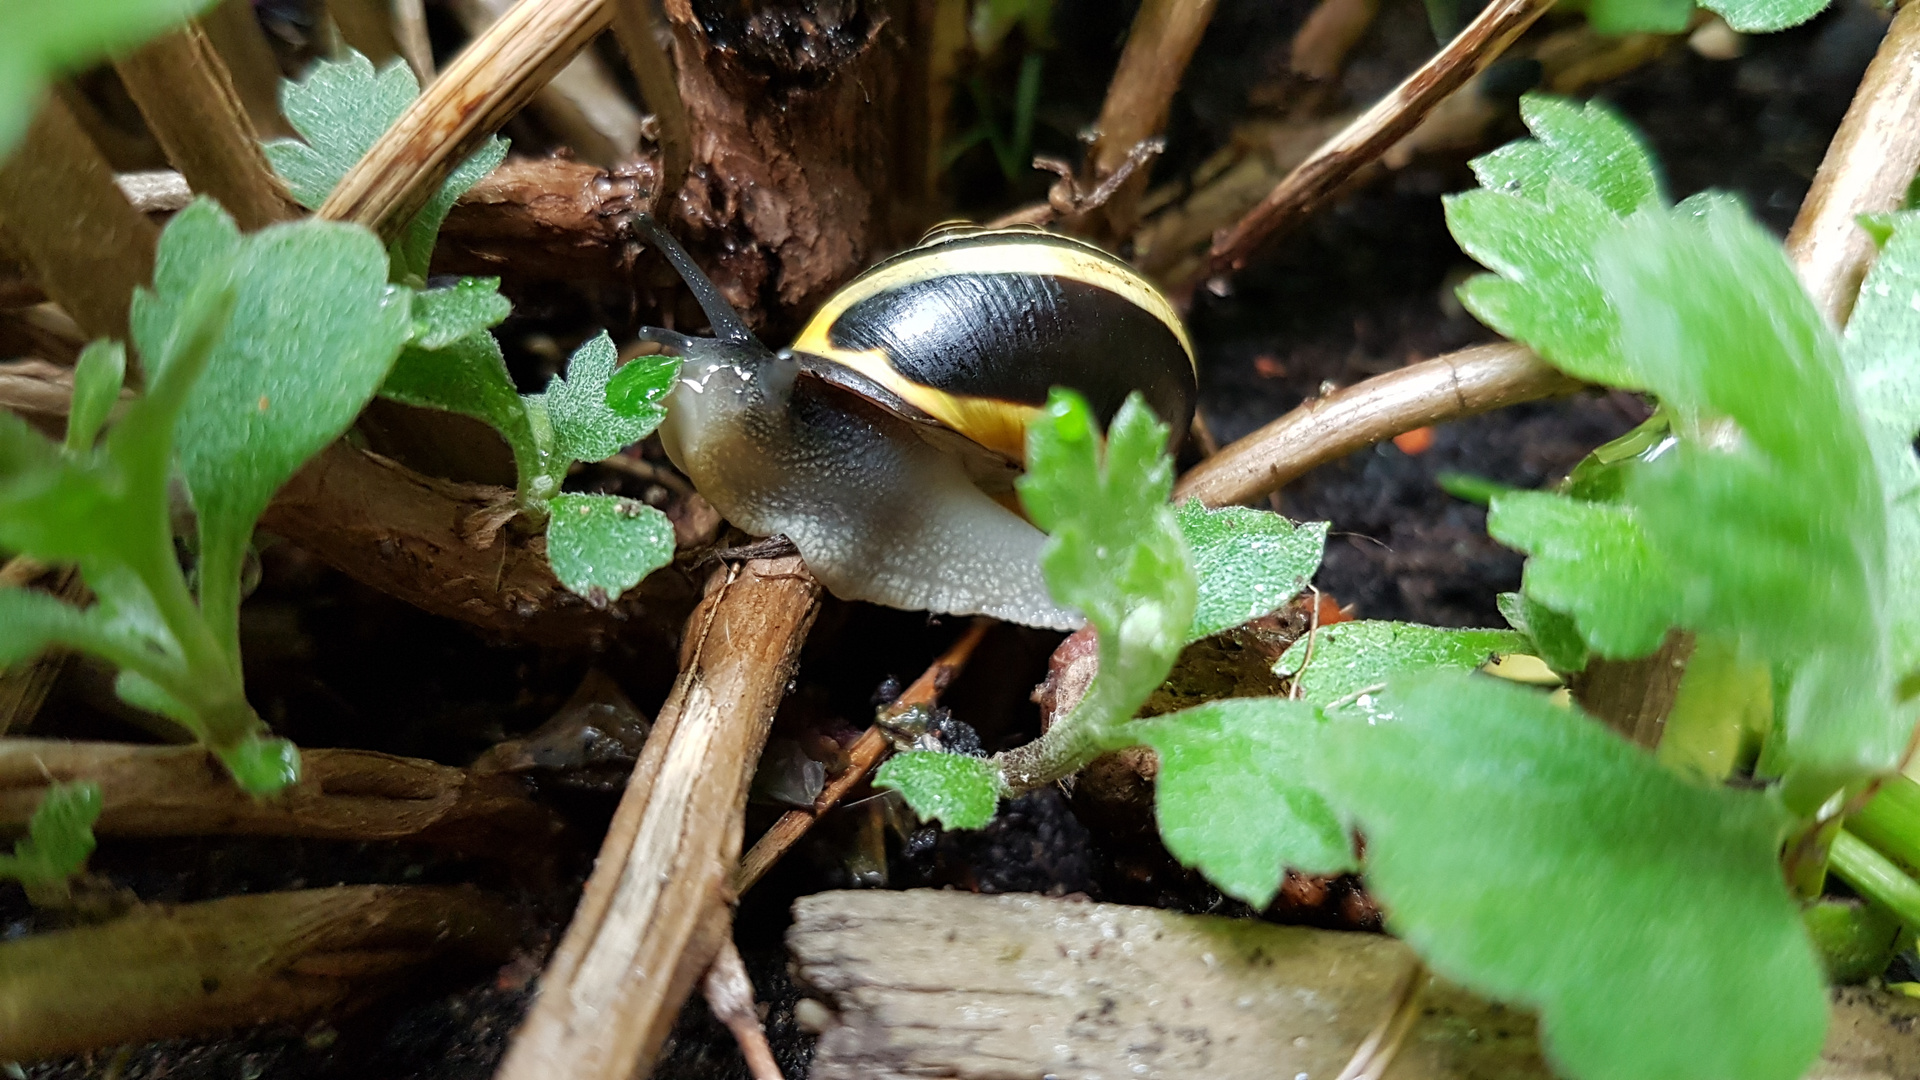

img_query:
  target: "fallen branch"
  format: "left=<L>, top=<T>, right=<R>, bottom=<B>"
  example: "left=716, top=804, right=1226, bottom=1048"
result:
left=0, top=740, right=560, bottom=853
left=733, top=617, right=994, bottom=893
left=496, top=556, right=821, bottom=1080
left=0, top=96, right=157, bottom=342
left=0, top=885, right=518, bottom=1062
left=1785, top=1, right=1920, bottom=326
left=319, top=0, right=611, bottom=243
left=113, top=23, right=299, bottom=232
left=1172, top=343, right=1580, bottom=507
left=1207, top=0, right=1554, bottom=275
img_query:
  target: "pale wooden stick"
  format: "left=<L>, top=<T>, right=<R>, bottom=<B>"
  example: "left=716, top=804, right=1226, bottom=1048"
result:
left=1785, top=1, right=1920, bottom=326
left=703, top=937, right=785, bottom=1080
left=496, top=557, right=821, bottom=1080
left=1082, top=0, right=1221, bottom=240
left=450, top=0, right=643, bottom=167
left=1172, top=343, right=1579, bottom=507
left=733, top=616, right=994, bottom=893
left=1208, top=0, right=1554, bottom=274
left=114, top=24, right=299, bottom=232
left=318, top=0, right=612, bottom=243
left=0, top=96, right=157, bottom=342
left=610, top=0, right=694, bottom=193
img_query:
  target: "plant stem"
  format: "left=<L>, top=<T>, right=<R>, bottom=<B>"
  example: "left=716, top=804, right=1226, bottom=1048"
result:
left=1847, top=774, right=1920, bottom=874
left=1830, top=829, right=1920, bottom=930
left=992, top=675, right=1130, bottom=795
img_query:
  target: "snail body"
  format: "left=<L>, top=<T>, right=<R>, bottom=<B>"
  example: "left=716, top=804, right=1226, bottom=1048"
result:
left=638, top=221, right=1196, bottom=630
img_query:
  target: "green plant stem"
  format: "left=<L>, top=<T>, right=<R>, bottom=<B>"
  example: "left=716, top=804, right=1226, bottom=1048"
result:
left=992, top=676, right=1130, bottom=794
left=1848, top=774, right=1920, bottom=874
left=1830, top=829, right=1920, bottom=930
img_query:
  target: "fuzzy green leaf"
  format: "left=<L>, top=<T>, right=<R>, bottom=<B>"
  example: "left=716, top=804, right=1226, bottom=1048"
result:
left=382, top=330, right=539, bottom=484
left=411, top=277, right=510, bottom=350
left=1175, top=500, right=1326, bottom=642
left=133, top=199, right=411, bottom=650
left=1599, top=203, right=1895, bottom=795
left=1842, top=216, right=1920, bottom=682
left=1320, top=672, right=1825, bottom=1080
left=1275, top=621, right=1531, bottom=717
left=1129, top=698, right=1350, bottom=907
left=264, top=51, right=506, bottom=282
left=1584, top=0, right=1695, bottom=33
left=1488, top=491, right=1678, bottom=660
left=545, top=493, right=675, bottom=602
left=0, top=0, right=216, bottom=158
left=65, top=339, right=125, bottom=454
left=1497, top=591, right=1588, bottom=673
left=0, top=411, right=127, bottom=573
left=0, top=587, right=110, bottom=668
left=1698, top=0, right=1827, bottom=32
left=875, top=751, right=1000, bottom=829
left=534, top=333, right=662, bottom=466
left=0, top=781, right=103, bottom=886
left=1468, top=96, right=1663, bottom=215
left=604, top=351, right=685, bottom=431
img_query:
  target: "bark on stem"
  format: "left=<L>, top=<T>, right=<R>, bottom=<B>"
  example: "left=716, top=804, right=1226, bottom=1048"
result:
left=1171, top=343, right=1580, bottom=507
left=496, top=557, right=821, bottom=1080
left=113, top=24, right=300, bottom=232
left=1208, top=0, right=1554, bottom=274
left=1786, top=1, right=1920, bottom=326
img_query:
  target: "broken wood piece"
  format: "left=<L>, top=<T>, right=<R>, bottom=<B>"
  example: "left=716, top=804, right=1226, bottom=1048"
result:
left=0, top=885, right=518, bottom=1062
left=496, top=557, right=821, bottom=1080
left=0, top=96, right=158, bottom=343
left=1208, top=0, right=1555, bottom=275
left=0, top=740, right=560, bottom=854
left=1172, top=342, right=1581, bottom=507
left=788, top=889, right=1920, bottom=1080
left=113, top=23, right=300, bottom=231
left=1786, top=0, right=1920, bottom=326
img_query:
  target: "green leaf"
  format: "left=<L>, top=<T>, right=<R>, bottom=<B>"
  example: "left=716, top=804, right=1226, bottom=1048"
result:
left=1496, top=591, right=1588, bottom=673
left=1584, top=0, right=1695, bottom=33
left=874, top=751, right=1000, bottom=829
left=1598, top=203, right=1895, bottom=796
left=65, top=339, right=125, bottom=454
left=1129, top=698, right=1350, bottom=906
left=1697, top=0, right=1827, bottom=32
left=604, top=351, right=685, bottom=431
left=0, top=587, right=107, bottom=668
left=382, top=331, right=540, bottom=485
left=216, top=735, right=302, bottom=797
left=1488, top=490, right=1678, bottom=660
left=1274, top=620, right=1531, bottom=717
left=1321, top=671, right=1826, bottom=1080
left=545, top=493, right=675, bottom=602
left=1842, top=216, right=1920, bottom=681
left=0, top=781, right=103, bottom=886
left=411, top=277, right=510, bottom=350
left=133, top=200, right=411, bottom=652
left=1174, top=500, right=1326, bottom=642
left=532, top=333, right=662, bottom=466
left=0, top=0, right=217, bottom=158
left=264, top=50, right=506, bottom=283
left=1447, top=94, right=1666, bottom=388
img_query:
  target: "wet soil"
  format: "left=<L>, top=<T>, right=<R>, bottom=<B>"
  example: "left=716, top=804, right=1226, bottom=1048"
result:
left=8, top=2, right=1889, bottom=1077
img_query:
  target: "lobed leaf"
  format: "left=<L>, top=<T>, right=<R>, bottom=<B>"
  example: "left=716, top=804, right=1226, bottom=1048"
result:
left=604, top=351, right=685, bottom=431
left=1488, top=490, right=1677, bottom=660
left=0, top=781, right=103, bottom=886
left=875, top=751, right=1000, bottom=829
left=410, top=278, right=511, bottom=350
left=64, top=340, right=125, bottom=454
left=1698, top=0, right=1827, bottom=32
left=1129, top=698, right=1350, bottom=907
left=532, top=333, right=663, bottom=467
left=1319, top=672, right=1825, bottom=1080
left=1274, top=620, right=1531, bottom=718
left=1174, top=500, right=1326, bottom=642
left=382, top=330, right=540, bottom=484
left=0, top=0, right=217, bottom=157
left=545, top=493, right=675, bottom=603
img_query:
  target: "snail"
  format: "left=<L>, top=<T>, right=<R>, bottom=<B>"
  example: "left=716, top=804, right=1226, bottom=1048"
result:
left=635, top=218, right=1196, bottom=630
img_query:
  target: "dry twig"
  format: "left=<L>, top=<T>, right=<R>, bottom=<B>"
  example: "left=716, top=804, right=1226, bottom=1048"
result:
left=392, top=0, right=437, bottom=84
left=703, top=938, right=785, bottom=1080
left=198, top=0, right=292, bottom=137
left=1208, top=0, right=1554, bottom=274
left=1172, top=343, right=1579, bottom=507
left=734, top=617, right=994, bottom=893
left=610, top=0, right=694, bottom=195
left=496, top=557, right=821, bottom=1080
left=1081, top=0, right=1222, bottom=240
left=113, top=24, right=299, bottom=232
left=450, top=0, right=643, bottom=167
left=0, top=97, right=157, bottom=342
left=318, top=0, right=612, bottom=243
left=1786, top=1, right=1920, bottom=325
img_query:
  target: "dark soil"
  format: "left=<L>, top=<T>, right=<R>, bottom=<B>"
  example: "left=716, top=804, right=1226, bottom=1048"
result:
left=9, top=1, right=1887, bottom=1077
